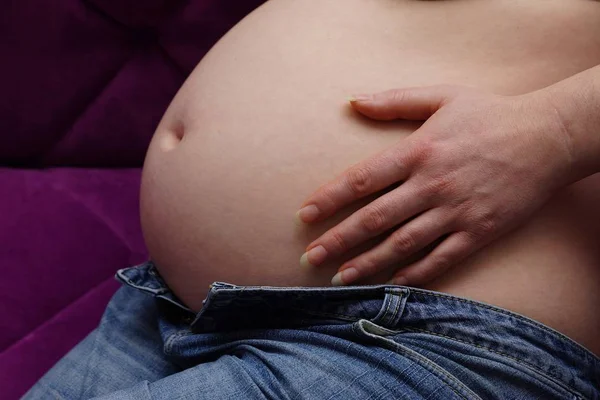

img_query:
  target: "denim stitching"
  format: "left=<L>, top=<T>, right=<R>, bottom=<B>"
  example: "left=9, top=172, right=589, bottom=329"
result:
left=217, top=286, right=388, bottom=297
left=382, top=293, right=395, bottom=325
left=125, top=265, right=597, bottom=390
left=407, top=290, right=600, bottom=364
left=378, top=293, right=395, bottom=328
left=163, top=331, right=190, bottom=355
left=352, top=322, right=479, bottom=400
left=117, top=275, right=170, bottom=295
left=286, top=307, right=363, bottom=322
left=390, top=291, right=402, bottom=326
left=403, top=326, right=585, bottom=399
left=130, top=270, right=594, bottom=363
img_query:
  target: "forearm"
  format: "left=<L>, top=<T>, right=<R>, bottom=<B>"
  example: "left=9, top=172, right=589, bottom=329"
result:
left=537, top=64, right=600, bottom=181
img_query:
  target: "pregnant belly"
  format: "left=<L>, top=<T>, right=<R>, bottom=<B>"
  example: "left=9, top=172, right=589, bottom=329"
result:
left=140, top=0, right=600, bottom=354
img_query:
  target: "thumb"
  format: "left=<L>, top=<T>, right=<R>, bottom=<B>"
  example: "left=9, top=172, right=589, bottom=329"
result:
left=349, top=85, right=461, bottom=121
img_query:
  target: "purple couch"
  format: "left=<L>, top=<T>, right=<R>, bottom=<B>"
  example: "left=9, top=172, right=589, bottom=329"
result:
left=0, top=1, right=265, bottom=398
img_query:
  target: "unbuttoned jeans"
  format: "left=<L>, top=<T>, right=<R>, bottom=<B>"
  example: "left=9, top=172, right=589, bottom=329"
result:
left=24, top=261, right=600, bottom=399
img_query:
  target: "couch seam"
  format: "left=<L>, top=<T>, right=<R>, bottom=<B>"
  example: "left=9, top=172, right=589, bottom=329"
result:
left=81, top=0, right=132, bottom=31
left=47, top=177, right=142, bottom=255
left=0, top=276, right=118, bottom=356
left=40, top=56, right=131, bottom=164
left=155, top=42, right=188, bottom=77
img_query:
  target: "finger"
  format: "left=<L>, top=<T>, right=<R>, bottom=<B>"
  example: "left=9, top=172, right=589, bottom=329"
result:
left=330, top=208, right=451, bottom=286
left=350, top=85, right=461, bottom=121
left=304, top=180, right=428, bottom=262
left=387, top=231, right=477, bottom=286
left=297, top=145, right=418, bottom=224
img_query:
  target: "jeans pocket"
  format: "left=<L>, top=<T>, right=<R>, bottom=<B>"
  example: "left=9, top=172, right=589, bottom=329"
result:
left=352, top=319, right=482, bottom=400
left=352, top=320, right=584, bottom=400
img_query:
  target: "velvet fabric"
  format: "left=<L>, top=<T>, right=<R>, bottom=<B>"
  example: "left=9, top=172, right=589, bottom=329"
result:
left=0, top=1, right=265, bottom=398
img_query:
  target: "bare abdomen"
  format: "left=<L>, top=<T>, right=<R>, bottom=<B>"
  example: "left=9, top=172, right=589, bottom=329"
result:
left=140, top=0, right=600, bottom=354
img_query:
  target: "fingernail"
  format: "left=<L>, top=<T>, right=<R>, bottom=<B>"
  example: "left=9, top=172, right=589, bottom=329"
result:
left=296, top=205, right=320, bottom=223
left=331, top=267, right=359, bottom=286
left=386, top=276, right=409, bottom=286
left=300, top=245, right=328, bottom=268
left=348, top=94, right=371, bottom=102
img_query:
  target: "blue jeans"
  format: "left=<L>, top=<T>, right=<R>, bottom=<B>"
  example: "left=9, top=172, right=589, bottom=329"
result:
left=24, top=262, right=600, bottom=399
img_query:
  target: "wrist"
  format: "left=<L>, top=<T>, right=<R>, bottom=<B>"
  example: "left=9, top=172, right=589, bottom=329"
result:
left=536, top=77, right=600, bottom=183
left=516, top=90, right=579, bottom=190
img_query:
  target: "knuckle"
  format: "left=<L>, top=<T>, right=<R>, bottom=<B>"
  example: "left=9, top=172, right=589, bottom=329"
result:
left=475, top=217, right=497, bottom=236
left=391, top=152, right=408, bottom=174
left=421, top=176, right=454, bottom=198
left=320, top=185, right=339, bottom=207
left=357, top=258, right=379, bottom=276
left=389, top=89, right=407, bottom=104
left=346, top=167, right=372, bottom=197
left=361, top=205, right=388, bottom=234
left=390, top=232, right=418, bottom=256
left=329, top=229, right=348, bottom=253
left=464, top=228, right=482, bottom=243
left=432, top=254, right=451, bottom=269
left=467, top=208, right=498, bottom=237
left=409, top=139, right=435, bottom=165
left=431, top=176, right=454, bottom=194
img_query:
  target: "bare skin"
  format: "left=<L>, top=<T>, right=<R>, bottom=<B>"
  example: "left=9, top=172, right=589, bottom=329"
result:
left=140, top=0, right=600, bottom=355
left=301, top=67, right=600, bottom=287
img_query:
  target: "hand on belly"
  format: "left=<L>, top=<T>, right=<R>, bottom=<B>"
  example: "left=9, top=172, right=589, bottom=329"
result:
left=139, top=0, right=600, bottom=354
left=299, top=84, right=573, bottom=287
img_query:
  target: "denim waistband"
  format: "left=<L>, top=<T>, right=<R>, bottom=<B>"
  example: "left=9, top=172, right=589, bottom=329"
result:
left=116, top=261, right=600, bottom=397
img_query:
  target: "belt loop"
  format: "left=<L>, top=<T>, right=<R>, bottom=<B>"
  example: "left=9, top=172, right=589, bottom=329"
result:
left=372, top=287, right=409, bottom=329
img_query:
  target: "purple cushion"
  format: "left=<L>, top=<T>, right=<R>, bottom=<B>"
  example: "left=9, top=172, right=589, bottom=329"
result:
left=1, top=0, right=265, bottom=167
left=0, top=1, right=266, bottom=398
left=0, top=168, right=146, bottom=398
